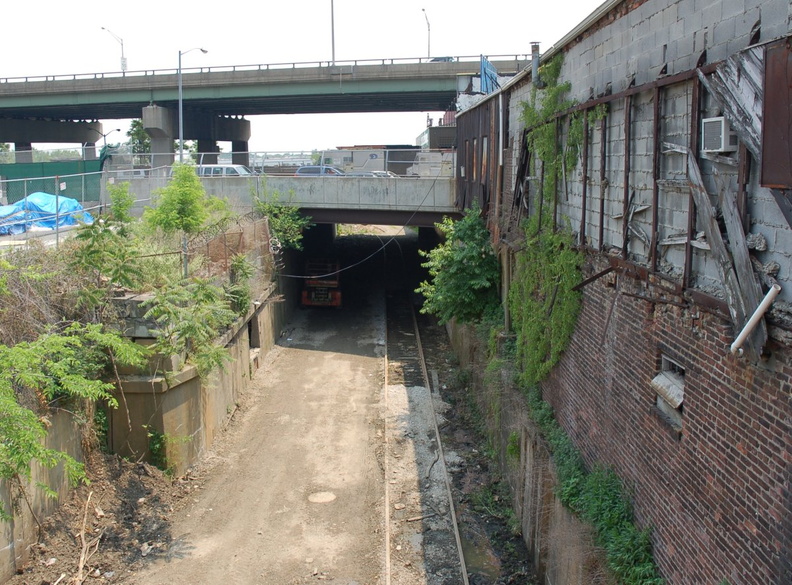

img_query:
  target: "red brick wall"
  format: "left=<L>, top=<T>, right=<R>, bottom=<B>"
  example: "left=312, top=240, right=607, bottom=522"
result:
left=541, top=254, right=791, bottom=585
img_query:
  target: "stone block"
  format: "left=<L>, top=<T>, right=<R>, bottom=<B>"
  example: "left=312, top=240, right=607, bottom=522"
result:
left=760, top=1, right=789, bottom=39
left=683, top=10, right=704, bottom=38
left=701, top=1, right=724, bottom=27
left=713, top=16, right=737, bottom=47
left=774, top=226, right=792, bottom=254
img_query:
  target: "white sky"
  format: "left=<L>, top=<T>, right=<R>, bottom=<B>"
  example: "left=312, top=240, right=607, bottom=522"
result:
left=4, top=0, right=606, bottom=153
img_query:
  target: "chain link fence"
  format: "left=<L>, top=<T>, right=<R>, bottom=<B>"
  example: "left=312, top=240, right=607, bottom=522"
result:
left=0, top=172, right=103, bottom=208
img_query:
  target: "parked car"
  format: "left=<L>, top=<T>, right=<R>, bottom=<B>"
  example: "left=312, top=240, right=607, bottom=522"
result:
left=294, top=165, right=345, bottom=176
left=196, top=164, right=256, bottom=177
left=345, top=171, right=378, bottom=177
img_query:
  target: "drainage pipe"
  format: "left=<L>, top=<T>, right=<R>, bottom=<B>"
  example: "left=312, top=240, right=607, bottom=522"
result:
left=531, top=42, right=540, bottom=84
left=730, top=284, right=782, bottom=355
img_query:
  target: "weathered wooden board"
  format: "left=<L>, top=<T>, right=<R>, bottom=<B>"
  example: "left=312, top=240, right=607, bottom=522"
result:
left=721, top=188, right=768, bottom=352
left=663, top=142, right=763, bottom=359
left=696, top=47, right=763, bottom=160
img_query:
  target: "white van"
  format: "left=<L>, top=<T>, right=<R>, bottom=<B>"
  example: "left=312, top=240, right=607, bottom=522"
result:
left=196, top=164, right=255, bottom=177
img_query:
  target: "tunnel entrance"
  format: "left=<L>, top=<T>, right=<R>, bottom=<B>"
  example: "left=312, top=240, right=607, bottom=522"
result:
left=294, top=224, right=441, bottom=310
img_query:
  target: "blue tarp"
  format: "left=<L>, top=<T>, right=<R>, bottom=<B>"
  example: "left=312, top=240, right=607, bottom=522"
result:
left=0, top=192, right=94, bottom=236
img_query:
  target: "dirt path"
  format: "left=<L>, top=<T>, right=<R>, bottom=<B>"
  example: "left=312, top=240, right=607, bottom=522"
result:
left=127, top=296, right=387, bottom=584
left=5, top=232, right=532, bottom=585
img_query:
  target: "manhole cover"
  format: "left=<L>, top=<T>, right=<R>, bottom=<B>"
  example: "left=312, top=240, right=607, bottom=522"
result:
left=308, top=491, right=337, bottom=503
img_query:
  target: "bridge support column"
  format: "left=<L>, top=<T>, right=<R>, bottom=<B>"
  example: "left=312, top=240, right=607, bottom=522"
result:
left=196, top=140, right=219, bottom=164
left=142, top=105, right=176, bottom=170
left=231, top=141, right=250, bottom=167
left=14, top=143, right=33, bottom=163
left=83, top=143, right=98, bottom=160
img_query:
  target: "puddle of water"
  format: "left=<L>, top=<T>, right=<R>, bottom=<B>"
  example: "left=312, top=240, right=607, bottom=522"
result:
left=457, top=502, right=502, bottom=581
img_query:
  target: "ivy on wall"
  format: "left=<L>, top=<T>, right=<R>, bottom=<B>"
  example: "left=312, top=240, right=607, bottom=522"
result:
left=499, top=53, right=665, bottom=584
left=508, top=215, right=582, bottom=386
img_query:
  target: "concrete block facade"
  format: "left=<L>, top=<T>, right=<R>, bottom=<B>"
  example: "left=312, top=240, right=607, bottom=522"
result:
left=458, top=0, right=791, bottom=583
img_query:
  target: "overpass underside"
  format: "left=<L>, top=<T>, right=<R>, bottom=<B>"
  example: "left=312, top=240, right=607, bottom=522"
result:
left=302, top=207, right=459, bottom=228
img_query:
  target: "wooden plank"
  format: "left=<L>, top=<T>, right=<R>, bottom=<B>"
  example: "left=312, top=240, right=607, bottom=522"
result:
left=720, top=188, right=768, bottom=352
left=696, top=47, right=763, bottom=159
left=663, top=142, right=761, bottom=358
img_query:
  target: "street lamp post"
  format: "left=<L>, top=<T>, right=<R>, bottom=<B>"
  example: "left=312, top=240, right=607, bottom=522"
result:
left=89, top=127, right=121, bottom=150
left=330, top=0, right=336, bottom=65
left=422, top=8, right=430, bottom=59
left=101, top=27, right=127, bottom=72
left=178, top=48, right=208, bottom=164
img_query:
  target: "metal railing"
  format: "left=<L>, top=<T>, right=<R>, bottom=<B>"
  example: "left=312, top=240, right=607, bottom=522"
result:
left=103, top=149, right=457, bottom=178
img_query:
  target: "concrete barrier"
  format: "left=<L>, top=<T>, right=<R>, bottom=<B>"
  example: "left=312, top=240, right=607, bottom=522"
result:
left=119, top=175, right=457, bottom=221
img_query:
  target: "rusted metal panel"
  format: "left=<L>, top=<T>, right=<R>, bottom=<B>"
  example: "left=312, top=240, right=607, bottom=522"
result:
left=761, top=39, right=792, bottom=189
left=580, top=115, right=589, bottom=245
left=622, top=95, right=632, bottom=258
left=697, top=46, right=764, bottom=159
left=598, top=115, right=607, bottom=251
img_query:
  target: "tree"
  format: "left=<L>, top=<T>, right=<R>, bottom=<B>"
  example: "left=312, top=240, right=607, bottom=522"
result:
left=253, top=187, right=313, bottom=251
left=416, top=207, right=500, bottom=324
left=0, top=143, right=11, bottom=164
left=144, top=163, right=229, bottom=277
left=126, top=119, right=151, bottom=154
left=0, top=323, right=147, bottom=522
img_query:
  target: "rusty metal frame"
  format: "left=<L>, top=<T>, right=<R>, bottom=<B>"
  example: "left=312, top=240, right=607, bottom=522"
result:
left=650, top=86, right=662, bottom=272
left=580, top=115, right=590, bottom=245
left=621, top=95, right=632, bottom=258
left=598, top=114, right=607, bottom=251
left=684, top=77, right=701, bottom=289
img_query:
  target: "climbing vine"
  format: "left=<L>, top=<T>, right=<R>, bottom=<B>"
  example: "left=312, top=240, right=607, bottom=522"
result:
left=522, top=383, right=664, bottom=584
left=508, top=215, right=582, bottom=385
left=520, top=54, right=580, bottom=207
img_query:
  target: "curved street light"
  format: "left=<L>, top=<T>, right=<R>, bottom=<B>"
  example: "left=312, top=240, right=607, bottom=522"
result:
left=101, top=27, right=127, bottom=72
left=422, top=9, right=430, bottom=59
left=178, top=48, right=208, bottom=164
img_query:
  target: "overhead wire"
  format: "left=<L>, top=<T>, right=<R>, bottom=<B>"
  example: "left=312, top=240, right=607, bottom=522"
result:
left=275, top=171, right=445, bottom=280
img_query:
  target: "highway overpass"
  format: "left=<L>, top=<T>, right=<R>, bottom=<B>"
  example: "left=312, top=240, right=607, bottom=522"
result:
left=0, top=55, right=529, bottom=165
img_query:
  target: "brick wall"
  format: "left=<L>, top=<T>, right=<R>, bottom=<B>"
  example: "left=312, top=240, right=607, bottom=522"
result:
left=541, top=254, right=790, bottom=584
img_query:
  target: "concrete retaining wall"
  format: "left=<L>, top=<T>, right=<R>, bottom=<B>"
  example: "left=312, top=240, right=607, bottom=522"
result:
left=0, top=411, right=83, bottom=582
left=108, top=276, right=297, bottom=476
left=446, top=321, right=606, bottom=585
left=0, top=263, right=298, bottom=582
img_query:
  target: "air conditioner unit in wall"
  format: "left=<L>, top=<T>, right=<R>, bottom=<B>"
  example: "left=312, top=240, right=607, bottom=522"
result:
left=701, top=116, right=739, bottom=153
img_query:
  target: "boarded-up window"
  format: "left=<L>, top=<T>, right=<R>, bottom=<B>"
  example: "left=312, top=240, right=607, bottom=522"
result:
left=761, top=39, right=792, bottom=188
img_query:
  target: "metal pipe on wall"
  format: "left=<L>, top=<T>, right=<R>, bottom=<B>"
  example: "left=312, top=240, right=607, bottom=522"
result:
left=730, top=284, right=782, bottom=355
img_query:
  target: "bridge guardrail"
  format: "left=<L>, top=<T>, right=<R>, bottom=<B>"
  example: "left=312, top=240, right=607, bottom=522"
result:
left=0, top=54, right=531, bottom=84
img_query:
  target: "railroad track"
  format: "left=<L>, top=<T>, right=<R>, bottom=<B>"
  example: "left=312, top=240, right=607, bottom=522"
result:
left=383, top=290, right=469, bottom=585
